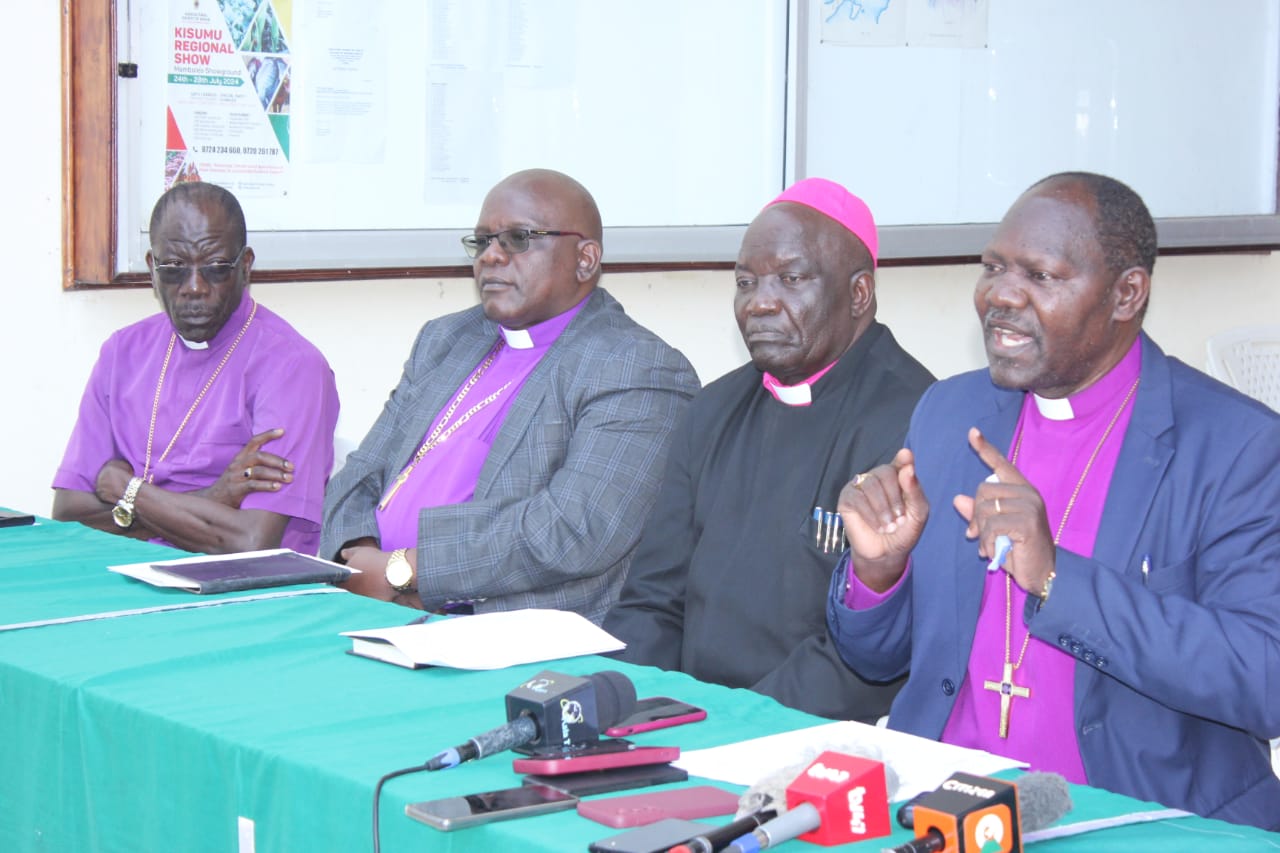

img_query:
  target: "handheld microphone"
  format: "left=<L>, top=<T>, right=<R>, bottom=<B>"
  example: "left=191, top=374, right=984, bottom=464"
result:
left=723, top=803, right=821, bottom=853
left=737, top=742, right=900, bottom=819
left=667, top=808, right=777, bottom=853
left=882, top=771, right=1071, bottom=853
left=897, top=774, right=1071, bottom=831
left=789, top=751, right=891, bottom=846
left=425, top=669, right=636, bottom=770
left=725, top=751, right=892, bottom=851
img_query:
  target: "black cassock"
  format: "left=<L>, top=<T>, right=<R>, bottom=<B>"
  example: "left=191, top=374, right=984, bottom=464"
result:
left=606, top=323, right=935, bottom=720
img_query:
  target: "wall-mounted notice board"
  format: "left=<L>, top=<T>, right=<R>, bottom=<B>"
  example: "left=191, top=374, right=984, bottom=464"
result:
left=65, top=0, right=1280, bottom=286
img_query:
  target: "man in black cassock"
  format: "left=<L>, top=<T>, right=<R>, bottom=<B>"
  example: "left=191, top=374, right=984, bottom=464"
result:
left=604, top=178, right=934, bottom=720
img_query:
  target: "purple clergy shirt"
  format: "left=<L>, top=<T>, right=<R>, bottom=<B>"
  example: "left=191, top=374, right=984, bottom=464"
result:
left=53, top=292, right=340, bottom=555
left=849, top=338, right=1142, bottom=782
left=374, top=297, right=588, bottom=550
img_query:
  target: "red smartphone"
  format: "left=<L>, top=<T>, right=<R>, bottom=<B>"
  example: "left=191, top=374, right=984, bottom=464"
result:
left=524, top=762, right=689, bottom=797
left=512, top=741, right=680, bottom=776
left=576, top=785, right=740, bottom=828
left=604, top=697, right=707, bottom=737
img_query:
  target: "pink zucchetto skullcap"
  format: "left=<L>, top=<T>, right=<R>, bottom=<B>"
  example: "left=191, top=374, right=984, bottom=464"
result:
left=766, top=177, right=879, bottom=266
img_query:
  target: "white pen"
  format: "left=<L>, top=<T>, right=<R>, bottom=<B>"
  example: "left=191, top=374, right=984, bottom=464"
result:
left=984, top=473, right=1011, bottom=571
left=988, top=534, right=1013, bottom=572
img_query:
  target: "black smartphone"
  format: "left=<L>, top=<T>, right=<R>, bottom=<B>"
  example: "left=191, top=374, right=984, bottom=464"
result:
left=604, top=697, right=707, bottom=737
left=587, top=817, right=710, bottom=853
left=523, top=762, right=688, bottom=797
left=404, top=783, right=578, bottom=831
left=0, top=510, right=36, bottom=528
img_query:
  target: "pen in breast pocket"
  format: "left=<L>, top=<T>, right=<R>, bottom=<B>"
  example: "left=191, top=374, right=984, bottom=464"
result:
left=812, top=506, right=823, bottom=549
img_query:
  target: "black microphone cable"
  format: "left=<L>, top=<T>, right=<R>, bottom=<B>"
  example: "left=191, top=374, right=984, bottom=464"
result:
left=372, top=762, right=430, bottom=853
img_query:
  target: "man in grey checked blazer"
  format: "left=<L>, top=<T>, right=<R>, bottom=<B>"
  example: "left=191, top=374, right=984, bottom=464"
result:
left=321, top=169, right=699, bottom=624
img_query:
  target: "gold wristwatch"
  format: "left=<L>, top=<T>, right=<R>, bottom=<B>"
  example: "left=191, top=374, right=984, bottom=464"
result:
left=385, top=548, right=415, bottom=591
left=112, top=477, right=144, bottom=528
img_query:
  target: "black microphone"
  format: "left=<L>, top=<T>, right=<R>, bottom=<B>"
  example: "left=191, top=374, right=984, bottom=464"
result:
left=667, top=808, right=778, bottom=853
left=426, top=670, right=636, bottom=770
left=883, top=772, right=1072, bottom=853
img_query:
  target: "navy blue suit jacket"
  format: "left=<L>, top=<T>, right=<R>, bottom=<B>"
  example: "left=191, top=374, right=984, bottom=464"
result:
left=828, top=334, right=1280, bottom=828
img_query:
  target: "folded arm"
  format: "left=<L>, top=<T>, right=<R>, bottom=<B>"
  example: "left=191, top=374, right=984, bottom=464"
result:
left=53, top=438, right=295, bottom=554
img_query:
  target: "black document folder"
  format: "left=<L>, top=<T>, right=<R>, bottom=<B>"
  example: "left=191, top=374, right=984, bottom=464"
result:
left=110, top=549, right=352, bottom=594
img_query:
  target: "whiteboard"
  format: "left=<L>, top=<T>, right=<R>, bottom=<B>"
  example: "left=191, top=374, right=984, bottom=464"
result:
left=800, top=0, right=1280, bottom=227
left=112, top=0, right=1280, bottom=273
left=118, top=0, right=789, bottom=270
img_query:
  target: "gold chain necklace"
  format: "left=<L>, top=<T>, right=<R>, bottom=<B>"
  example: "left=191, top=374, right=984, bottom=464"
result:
left=142, top=301, right=258, bottom=484
left=983, top=375, right=1140, bottom=738
left=378, top=341, right=512, bottom=511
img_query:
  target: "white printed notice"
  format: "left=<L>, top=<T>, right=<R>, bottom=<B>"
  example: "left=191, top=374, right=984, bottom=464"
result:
left=164, top=0, right=292, bottom=196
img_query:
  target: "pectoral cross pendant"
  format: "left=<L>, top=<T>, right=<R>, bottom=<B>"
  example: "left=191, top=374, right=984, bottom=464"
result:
left=982, top=661, right=1030, bottom=739
left=378, top=470, right=411, bottom=511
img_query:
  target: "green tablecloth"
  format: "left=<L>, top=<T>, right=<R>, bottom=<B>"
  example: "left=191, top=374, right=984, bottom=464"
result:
left=2, top=517, right=1278, bottom=852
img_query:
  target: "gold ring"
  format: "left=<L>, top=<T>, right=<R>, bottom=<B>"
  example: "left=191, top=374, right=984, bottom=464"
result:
left=994, top=498, right=1002, bottom=513
left=854, top=473, right=868, bottom=487
left=243, top=467, right=252, bottom=479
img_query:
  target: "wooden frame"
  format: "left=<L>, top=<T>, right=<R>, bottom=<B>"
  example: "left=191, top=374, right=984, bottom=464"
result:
left=63, top=0, right=119, bottom=290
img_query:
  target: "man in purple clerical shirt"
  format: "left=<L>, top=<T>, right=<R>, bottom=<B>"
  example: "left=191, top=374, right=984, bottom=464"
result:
left=826, top=172, right=1280, bottom=828
left=321, top=169, right=698, bottom=624
left=52, top=182, right=340, bottom=555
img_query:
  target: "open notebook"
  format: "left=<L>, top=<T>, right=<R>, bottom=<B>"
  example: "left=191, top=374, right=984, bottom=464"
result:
left=342, top=608, right=625, bottom=670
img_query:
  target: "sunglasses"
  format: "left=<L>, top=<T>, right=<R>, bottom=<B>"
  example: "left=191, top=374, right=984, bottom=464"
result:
left=151, top=247, right=247, bottom=286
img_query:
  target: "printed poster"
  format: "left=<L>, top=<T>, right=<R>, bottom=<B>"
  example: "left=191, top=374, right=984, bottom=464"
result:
left=164, top=0, right=292, bottom=196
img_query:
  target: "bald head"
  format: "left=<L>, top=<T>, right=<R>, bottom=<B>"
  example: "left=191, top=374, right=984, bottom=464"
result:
left=472, top=169, right=605, bottom=329
left=491, top=168, right=603, bottom=242
left=150, top=182, right=247, bottom=251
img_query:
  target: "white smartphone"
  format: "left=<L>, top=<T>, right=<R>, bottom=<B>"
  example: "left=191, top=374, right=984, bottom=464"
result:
left=405, top=783, right=578, bottom=831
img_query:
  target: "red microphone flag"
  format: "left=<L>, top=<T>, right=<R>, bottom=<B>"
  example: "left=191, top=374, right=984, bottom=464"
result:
left=784, top=751, right=891, bottom=845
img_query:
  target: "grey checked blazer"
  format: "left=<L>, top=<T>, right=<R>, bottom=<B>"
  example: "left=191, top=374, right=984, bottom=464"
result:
left=320, top=288, right=699, bottom=623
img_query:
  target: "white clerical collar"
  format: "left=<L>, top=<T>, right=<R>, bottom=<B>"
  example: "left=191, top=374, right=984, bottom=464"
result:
left=762, top=360, right=840, bottom=408
left=179, top=336, right=210, bottom=351
left=1032, top=393, right=1075, bottom=421
left=769, top=381, right=813, bottom=407
left=499, top=326, right=535, bottom=350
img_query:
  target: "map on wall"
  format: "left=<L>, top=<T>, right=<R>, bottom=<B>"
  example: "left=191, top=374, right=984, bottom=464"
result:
left=164, top=0, right=292, bottom=196
left=821, top=0, right=988, bottom=48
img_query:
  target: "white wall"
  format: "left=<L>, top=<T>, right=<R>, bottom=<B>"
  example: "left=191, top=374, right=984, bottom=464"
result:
left=6, top=4, right=1279, bottom=519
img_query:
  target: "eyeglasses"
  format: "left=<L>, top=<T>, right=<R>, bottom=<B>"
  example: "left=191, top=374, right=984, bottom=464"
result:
left=151, top=247, right=247, bottom=286
left=461, top=228, right=586, bottom=259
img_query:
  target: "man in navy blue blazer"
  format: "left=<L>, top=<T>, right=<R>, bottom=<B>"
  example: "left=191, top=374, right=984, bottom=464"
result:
left=827, top=171, right=1280, bottom=828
